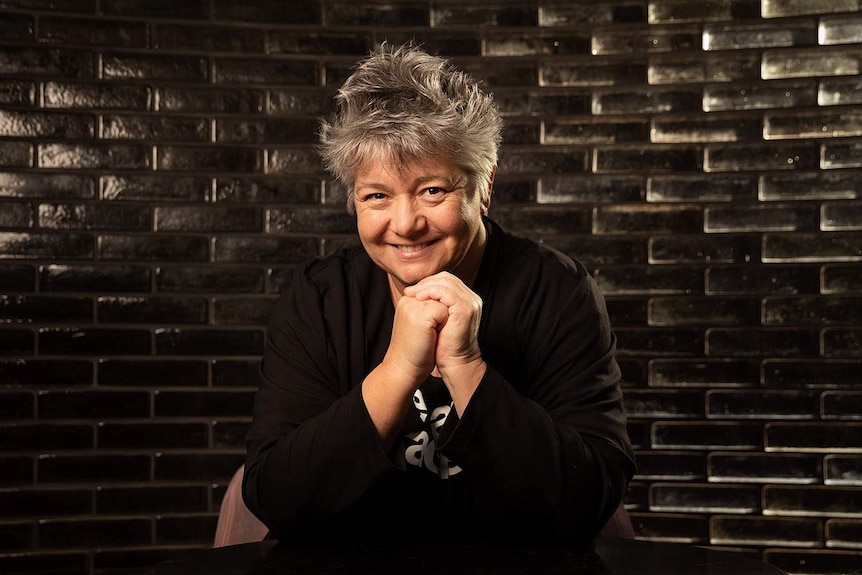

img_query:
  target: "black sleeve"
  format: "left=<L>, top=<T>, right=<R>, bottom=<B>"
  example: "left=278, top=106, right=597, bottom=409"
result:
left=437, top=255, right=635, bottom=541
left=241, top=269, right=397, bottom=538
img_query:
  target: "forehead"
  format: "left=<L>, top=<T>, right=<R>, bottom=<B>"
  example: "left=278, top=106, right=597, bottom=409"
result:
left=355, top=154, right=466, bottom=187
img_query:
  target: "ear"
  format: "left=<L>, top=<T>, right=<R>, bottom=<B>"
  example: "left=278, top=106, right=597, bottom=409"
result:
left=481, top=166, right=496, bottom=215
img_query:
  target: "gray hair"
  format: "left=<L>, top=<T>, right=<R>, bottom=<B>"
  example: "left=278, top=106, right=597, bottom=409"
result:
left=319, top=43, right=503, bottom=213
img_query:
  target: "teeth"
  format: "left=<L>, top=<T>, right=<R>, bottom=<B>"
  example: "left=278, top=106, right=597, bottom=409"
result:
left=397, top=242, right=429, bottom=253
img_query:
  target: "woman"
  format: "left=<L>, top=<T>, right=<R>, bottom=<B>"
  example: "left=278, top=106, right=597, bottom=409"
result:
left=243, top=43, right=635, bottom=545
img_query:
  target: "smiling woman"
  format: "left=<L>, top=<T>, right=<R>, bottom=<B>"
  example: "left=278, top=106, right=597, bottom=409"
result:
left=242, top=43, right=635, bottom=547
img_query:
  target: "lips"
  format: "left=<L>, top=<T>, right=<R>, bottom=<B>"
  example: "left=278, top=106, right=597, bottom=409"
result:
left=394, top=241, right=434, bottom=254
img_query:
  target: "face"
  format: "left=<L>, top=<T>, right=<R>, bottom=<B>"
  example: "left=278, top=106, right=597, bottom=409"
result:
left=353, top=154, right=491, bottom=295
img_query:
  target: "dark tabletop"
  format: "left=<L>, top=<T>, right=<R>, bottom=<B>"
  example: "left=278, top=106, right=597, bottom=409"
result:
left=147, top=538, right=787, bottom=575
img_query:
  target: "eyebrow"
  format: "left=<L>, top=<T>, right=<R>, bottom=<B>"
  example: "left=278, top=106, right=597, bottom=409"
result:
left=355, top=174, right=463, bottom=191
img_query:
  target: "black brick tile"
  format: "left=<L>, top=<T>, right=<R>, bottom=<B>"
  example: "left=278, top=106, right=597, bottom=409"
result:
left=624, top=389, right=705, bottom=419
left=267, top=31, right=370, bottom=56
left=655, top=0, right=761, bottom=23
left=212, top=296, right=276, bottom=325
left=215, top=177, right=320, bottom=204
left=101, top=174, right=208, bottom=202
left=159, top=87, right=264, bottom=115
left=0, top=79, right=36, bottom=107
left=98, top=358, right=208, bottom=387
left=766, top=422, right=862, bottom=452
left=97, top=295, right=208, bottom=324
left=38, top=390, right=150, bottom=419
left=650, top=483, right=761, bottom=513
left=39, top=327, right=151, bottom=355
left=213, top=236, right=318, bottom=264
left=102, top=52, right=208, bottom=82
left=0, top=391, right=34, bottom=419
left=324, top=2, right=427, bottom=26
left=100, top=234, right=209, bottom=262
left=595, top=266, right=704, bottom=295
left=647, top=175, right=757, bottom=203
left=706, top=265, right=819, bottom=295
left=0, top=488, right=92, bottom=518
left=154, top=328, right=264, bottom=356
left=652, top=422, right=763, bottom=450
left=39, top=517, right=151, bottom=547
left=0, top=328, right=35, bottom=355
left=157, top=265, right=264, bottom=293
left=0, top=110, right=94, bottom=139
left=540, top=175, right=644, bottom=204
left=825, top=455, right=862, bottom=485
left=765, top=549, right=862, bottom=575
left=210, top=359, right=260, bottom=387
left=38, top=142, right=150, bottom=170
left=0, top=359, right=93, bottom=387
left=157, top=145, right=261, bottom=172
left=98, top=422, right=209, bottom=449
left=38, top=16, right=149, bottom=47
left=706, top=389, right=819, bottom=419
left=38, top=202, right=151, bottom=231
left=630, top=512, right=709, bottom=544
left=101, top=114, right=208, bottom=142
left=763, top=359, right=862, bottom=387
left=156, top=206, right=261, bottom=233
left=155, top=24, right=265, bottom=53
left=212, top=0, right=320, bottom=24
left=0, top=142, right=33, bottom=167
left=38, top=454, right=151, bottom=483
left=0, top=423, right=93, bottom=451
left=266, top=146, right=324, bottom=175
left=154, top=451, right=244, bottom=481
left=708, top=452, right=822, bottom=484
left=43, top=80, right=152, bottom=111
left=154, top=390, right=254, bottom=418
left=0, top=552, right=89, bottom=575
left=0, top=521, right=32, bottom=551
left=433, top=4, right=536, bottom=27
left=0, top=46, right=94, bottom=78
left=593, top=88, right=702, bottom=115
left=649, top=358, right=759, bottom=387
left=711, top=515, right=822, bottom=547
left=706, top=328, right=819, bottom=357
left=634, top=450, right=707, bottom=481
left=0, top=173, right=95, bottom=200
left=212, top=420, right=250, bottom=449
left=213, top=57, right=318, bottom=85
left=0, top=294, right=92, bottom=323
left=39, top=263, right=151, bottom=293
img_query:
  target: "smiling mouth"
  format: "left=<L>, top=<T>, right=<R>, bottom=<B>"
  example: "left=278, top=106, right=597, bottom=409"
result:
left=392, top=240, right=436, bottom=254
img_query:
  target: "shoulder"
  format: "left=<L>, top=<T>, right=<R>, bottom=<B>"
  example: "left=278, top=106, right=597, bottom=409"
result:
left=284, top=240, right=374, bottom=295
left=269, top=240, right=373, bottom=319
left=488, top=219, right=590, bottom=287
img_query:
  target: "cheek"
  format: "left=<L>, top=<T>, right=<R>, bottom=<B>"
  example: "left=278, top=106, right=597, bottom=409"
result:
left=356, top=212, right=385, bottom=240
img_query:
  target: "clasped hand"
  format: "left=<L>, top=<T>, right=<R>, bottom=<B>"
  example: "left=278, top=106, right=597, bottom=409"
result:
left=386, top=272, right=485, bottom=401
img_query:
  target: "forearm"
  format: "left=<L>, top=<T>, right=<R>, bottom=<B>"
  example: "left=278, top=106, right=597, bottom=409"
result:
left=360, top=360, right=421, bottom=452
left=437, top=367, right=634, bottom=539
left=243, top=385, right=396, bottom=536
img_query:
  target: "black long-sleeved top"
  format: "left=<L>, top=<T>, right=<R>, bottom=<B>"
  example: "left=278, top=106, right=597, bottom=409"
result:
left=243, top=218, right=635, bottom=545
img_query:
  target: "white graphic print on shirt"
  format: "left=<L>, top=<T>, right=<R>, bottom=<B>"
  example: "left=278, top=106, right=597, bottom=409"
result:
left=404, top=388, right=462, bottom=478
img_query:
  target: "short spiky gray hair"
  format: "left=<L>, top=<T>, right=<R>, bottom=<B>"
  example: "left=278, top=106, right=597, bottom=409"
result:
left=319, top=43, right=503, bottom=213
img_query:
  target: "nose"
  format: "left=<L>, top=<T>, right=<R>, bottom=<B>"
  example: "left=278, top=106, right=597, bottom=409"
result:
left=391, top=196, right=426, bottom=237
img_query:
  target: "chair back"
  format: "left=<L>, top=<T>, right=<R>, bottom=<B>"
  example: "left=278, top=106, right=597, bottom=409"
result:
left=213, top=465, right=269, bottom=547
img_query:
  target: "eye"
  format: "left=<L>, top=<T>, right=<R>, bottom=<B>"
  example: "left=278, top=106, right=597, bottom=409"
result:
left=423, top=187, right=446, bottom=197
left=360, top=192, right=388, bottom=202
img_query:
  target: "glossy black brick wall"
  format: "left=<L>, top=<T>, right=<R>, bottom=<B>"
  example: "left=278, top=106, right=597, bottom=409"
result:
left=1, top=1, right=861, bottom=573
